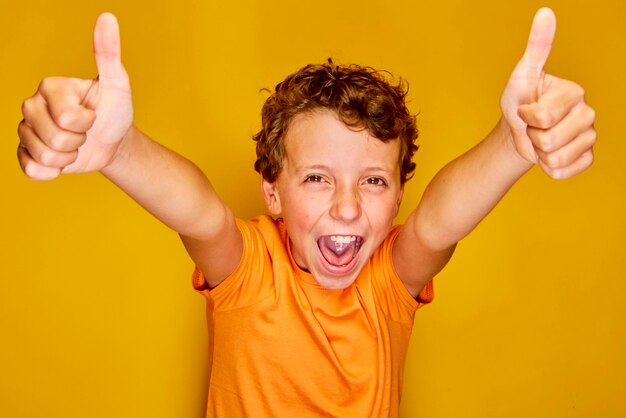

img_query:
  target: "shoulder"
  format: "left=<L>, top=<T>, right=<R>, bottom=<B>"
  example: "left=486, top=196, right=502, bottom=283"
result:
left=239, top=215, right=287, bottom=251
left=367, top=225, right=434, bottom=313
left=195, top=215, right=284, bottom=307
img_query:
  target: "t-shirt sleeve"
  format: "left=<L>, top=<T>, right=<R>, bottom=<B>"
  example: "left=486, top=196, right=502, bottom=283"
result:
left=370, top=225, right=434, bottom=319
left=192, top=218, right=273, bottom=309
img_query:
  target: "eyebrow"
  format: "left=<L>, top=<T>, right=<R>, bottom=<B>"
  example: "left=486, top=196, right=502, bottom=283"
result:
left=293, top=164, right=330, bottom=172
left=293, top=164, right=395, bottom=175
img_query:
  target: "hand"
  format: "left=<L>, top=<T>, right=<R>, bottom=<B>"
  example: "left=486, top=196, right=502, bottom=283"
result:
left=17, top=13, right=133, bottom=180
left=500, top=8, right=596, bottom=179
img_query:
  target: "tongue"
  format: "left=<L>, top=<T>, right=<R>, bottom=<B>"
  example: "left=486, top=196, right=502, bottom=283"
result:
left=318, top=237, right=357, bottom=267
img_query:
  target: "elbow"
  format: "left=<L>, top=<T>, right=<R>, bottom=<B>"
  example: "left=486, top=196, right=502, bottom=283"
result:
left=411, top=212, right=462, bottom=253
left=180, top=201, right=236, bottom=242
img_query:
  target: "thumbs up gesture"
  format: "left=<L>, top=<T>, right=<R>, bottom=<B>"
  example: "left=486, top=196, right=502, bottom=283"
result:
left=18, top=13, right=133, bottom=180
left=501, top=8, right=596, bottom=179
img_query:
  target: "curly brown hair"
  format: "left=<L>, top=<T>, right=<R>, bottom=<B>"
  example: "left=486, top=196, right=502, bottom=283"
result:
left=253, top=59, right=418, bottom=184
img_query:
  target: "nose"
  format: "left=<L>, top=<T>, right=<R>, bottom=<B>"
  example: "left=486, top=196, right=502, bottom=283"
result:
left=329, top=185, right=361, bottom=222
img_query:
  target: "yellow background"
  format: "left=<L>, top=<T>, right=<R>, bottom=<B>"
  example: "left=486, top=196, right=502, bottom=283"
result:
left=1, top=0, right=624, bottom=417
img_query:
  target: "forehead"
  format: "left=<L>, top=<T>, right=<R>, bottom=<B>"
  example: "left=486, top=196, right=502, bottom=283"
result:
left=283, top=110, right=401, bottom=170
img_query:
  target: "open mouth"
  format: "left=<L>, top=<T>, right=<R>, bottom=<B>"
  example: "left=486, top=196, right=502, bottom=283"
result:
left=317, top=235, right=364, bottom=269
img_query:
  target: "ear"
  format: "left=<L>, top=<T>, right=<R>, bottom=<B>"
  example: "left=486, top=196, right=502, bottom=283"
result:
left=261, top=179, right=282, bottom=215
left=394, top=186, right=404, bottom=217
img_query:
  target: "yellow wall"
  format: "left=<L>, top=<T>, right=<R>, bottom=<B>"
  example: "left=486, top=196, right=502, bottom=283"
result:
left=1, top=1, right=624, bottom=417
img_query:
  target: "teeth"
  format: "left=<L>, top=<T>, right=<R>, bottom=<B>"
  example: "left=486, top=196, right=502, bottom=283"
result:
left=330, top=235, right=357, bottom=244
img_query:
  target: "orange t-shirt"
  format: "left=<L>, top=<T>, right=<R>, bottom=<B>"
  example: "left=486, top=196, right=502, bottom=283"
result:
left=192, top=215, right=433, bottom=418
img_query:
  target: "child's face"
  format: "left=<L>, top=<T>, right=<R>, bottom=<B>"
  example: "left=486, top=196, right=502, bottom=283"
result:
left=262, top=110, right=404, bottom=289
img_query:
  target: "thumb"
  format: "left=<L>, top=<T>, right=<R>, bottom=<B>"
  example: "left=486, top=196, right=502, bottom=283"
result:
left=501, top=8, right=557, bottom=163
left=93, top=13, right=127, bottom=85
left=513, top=7, right=556, bottom=86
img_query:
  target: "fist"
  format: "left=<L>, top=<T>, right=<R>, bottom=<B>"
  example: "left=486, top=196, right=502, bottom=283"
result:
left=501, top=8, right=596, bottom=180
left=17, top=13, right=133, bottom=180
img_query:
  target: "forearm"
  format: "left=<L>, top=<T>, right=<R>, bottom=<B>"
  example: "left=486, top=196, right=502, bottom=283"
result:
left=101, top=126, right=231, bottom=240
left=407, top=118, right=533, bottom=251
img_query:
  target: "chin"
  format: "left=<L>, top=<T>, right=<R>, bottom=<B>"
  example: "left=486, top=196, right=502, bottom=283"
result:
left=311, top=272, right=359, bottom=290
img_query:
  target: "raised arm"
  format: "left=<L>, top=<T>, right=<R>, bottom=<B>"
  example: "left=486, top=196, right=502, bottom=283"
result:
left=393, top=8, right=596, bottom=297
left=17, top=13, right=241, bottom=286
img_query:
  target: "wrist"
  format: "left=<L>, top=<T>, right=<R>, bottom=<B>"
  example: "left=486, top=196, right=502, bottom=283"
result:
left=100, top=125, right=137, bottom=177
left=495, top=116, right=535, bottom=174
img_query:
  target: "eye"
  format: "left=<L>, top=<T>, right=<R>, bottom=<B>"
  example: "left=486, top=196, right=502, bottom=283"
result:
left=364, top=177, right=387, bottom=186
left=305, top=175, right=325, bottom=183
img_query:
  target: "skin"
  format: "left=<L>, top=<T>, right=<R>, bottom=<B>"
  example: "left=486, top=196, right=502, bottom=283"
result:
left=17, top=9, right=596, bottom=296
left=261, top=110, right=404, bottom=290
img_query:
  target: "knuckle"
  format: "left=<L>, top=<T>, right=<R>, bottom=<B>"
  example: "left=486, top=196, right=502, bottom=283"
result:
left=49, top=131, right=72, bottom=151
left=566, top=79, right=585, bottom=98
left=534, top=108, right=555, bottom=129
left=545, top=152, right=562, bottom=169
left=545, top=108, right=558, bottom=127
left=542, top=164, right=560, bottom=180
left=23, top=161, right=42, bottom=179
left=24, top=158, right=61, bottom=180
left=56, top=109, right=75, bottom=129
left=17, top=120, right=28, bottom=138
left=583, top=150, right=594, bottom=166
left=586, top=107, right=597, bottom=124
left=38, top=148, right=56, bottom=167
left=582, top=128, right=598, bottom=149
left=38, top=77, right=54, bottom=92
left=23, top=163, right=35, bottom=178
left=536, top=130, right=555, bottom=152
left=550, top=167, right=566, bottom=180
left=39, top=76, right=62, bottom=92
left=21, top=97, right=35, bottom=118
left=548, top=171, right=560, bottom=180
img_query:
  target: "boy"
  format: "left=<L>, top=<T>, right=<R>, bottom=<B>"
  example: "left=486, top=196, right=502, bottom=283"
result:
left=17, top=7, right=595, bottom=418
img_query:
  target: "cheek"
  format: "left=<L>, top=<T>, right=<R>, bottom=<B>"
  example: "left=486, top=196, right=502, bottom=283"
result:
left=287, top=200, right=312, bottom=223
left=365, top=197, right=399, bottom=227
left=288, top=192, right=326, bottom=221
left=283, top=201, right=316, bottom=239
